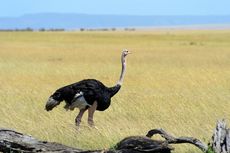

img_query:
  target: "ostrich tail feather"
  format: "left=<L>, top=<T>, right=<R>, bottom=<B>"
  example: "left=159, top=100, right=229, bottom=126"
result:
left=108, top=84, right=121, bottom=97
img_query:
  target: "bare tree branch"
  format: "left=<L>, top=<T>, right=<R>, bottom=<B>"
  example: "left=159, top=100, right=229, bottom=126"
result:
left=146, top=128, right=208, bottom=152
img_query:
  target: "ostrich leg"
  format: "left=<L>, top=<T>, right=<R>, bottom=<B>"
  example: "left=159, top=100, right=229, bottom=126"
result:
left=88, top=101, right=98, bottom=127
left=75, top=108, right=87, bottom=126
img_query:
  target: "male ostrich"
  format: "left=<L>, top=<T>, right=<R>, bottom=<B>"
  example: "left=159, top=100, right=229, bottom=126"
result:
left=45, top=49, right=130, bottom=127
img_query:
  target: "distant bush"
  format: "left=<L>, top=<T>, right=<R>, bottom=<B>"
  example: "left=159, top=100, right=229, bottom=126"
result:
left=39, top=28, right=65, bottom=32
left=0, top=27, right=33, bottom=32
left=124, top=28, right=135, bottom=31
left=79, top=28, right=117, bottom=31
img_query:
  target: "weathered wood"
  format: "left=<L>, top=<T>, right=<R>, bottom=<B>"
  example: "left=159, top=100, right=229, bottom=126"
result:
left=0, top=127, right=206, bottom=153
left=146, top=128, right=208, bottom=152
left=0, top=128, right=83, bottom=153
left=115, top=136, right=172, bottom=153
left=211, top=119, right=230, bottom=153
left=0, top=128, right=173, bottom=153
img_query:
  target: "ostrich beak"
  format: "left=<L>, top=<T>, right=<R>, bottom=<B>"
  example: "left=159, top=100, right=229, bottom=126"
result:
left=127, top=51, right=132, bottom=54
left=45, top=97, right=60, bottom=111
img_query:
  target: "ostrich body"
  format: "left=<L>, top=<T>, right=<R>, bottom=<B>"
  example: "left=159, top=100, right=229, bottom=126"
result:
left=45, top=49, right=130, bottom=127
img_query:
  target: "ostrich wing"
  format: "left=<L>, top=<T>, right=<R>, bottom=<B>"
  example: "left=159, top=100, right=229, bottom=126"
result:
left=70, top=79, right=107, bottom=106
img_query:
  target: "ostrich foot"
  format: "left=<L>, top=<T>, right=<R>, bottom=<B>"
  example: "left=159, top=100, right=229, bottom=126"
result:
left=75, top=117, right=81, bottom=127
left=88, top=118, right=96, bottom=127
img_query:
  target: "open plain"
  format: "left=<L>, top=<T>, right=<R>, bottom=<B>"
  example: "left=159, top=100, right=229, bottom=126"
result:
left=0, top=30, right=230, bottom=152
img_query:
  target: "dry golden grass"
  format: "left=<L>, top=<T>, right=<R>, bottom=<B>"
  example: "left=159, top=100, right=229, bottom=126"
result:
left=0, top=30, right=230, bottom=152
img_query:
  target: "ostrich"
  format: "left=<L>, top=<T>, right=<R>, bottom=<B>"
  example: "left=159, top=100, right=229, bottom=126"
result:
left=45, top=49, right=130, bottom=127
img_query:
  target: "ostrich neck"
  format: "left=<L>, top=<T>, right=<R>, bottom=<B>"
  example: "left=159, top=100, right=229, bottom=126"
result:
left=117, top=55, right=126, bottom=86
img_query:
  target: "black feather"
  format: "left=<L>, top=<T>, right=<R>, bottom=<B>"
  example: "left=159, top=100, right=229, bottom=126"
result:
left=108, top=84, right=121, bottom=97
left=52, top=79, right=121, bottom=111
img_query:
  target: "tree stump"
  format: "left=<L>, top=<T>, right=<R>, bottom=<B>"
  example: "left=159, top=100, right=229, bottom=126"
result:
left=211, top=119, right=230, bottom=153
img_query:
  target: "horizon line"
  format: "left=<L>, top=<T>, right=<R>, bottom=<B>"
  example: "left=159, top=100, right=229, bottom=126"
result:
left=1, top=12, right=230, bottom=18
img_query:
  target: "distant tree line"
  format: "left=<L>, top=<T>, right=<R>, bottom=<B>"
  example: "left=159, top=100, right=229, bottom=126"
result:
left=0, top=27, right=136, bottom=32
left=79, top=28, right=135, bottom=31
left=0, top=27, right=33, bottom=32
left=0, top=28, right=65, bottom=32
left=38, top=28, right=65, bottom=32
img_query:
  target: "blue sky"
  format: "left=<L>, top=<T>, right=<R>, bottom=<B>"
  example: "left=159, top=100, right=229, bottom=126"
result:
left=1, top=0, right=230, bottom=17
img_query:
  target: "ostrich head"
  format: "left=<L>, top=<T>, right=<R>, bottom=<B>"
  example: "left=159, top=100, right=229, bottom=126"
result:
left=45, top=86, right=76, bottom=111
left=121, top=49, right=131, bottom=64
left=122, top=49, right=131, bottom=58
left=45, top=91, right=63, bottom=111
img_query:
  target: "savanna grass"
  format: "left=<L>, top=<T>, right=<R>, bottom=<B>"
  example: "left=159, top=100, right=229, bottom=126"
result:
left=0, top=30, right=230, bottom=152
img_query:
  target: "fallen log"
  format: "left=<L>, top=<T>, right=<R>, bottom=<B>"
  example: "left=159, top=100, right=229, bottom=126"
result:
left=0, top=128, right=83, bottom=153
left=0, top=120, right=229, bottom=153
left=0, top=128, right=173, bottom=153
left=0, top=128, right=204, bottom=153
left=115, top=136, right=173, bottom=153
